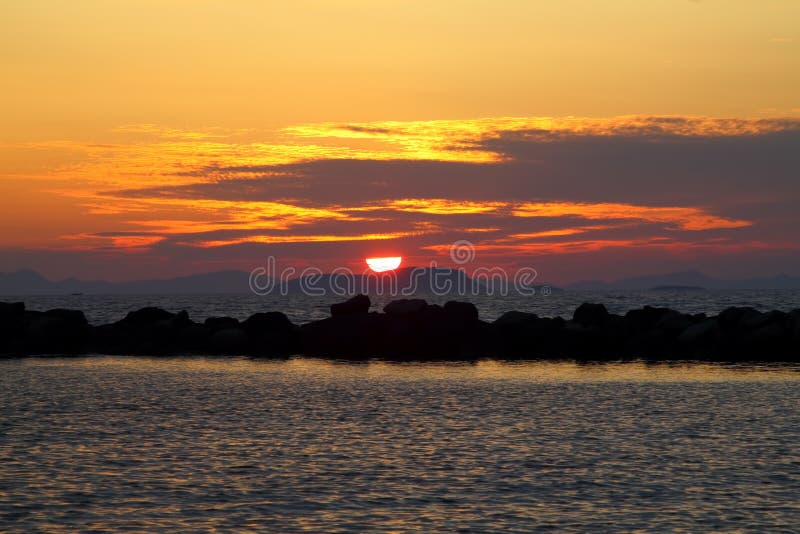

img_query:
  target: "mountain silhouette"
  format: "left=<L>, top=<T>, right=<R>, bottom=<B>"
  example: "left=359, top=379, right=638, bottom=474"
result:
left=1, top=268, right=798, bottom=295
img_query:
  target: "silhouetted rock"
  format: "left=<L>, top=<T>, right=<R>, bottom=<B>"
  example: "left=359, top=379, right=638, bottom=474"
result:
left=0, top=301, right=25, bottom=319
left=242, top=311, right=293, bottom=334
left=23, top=309, right=89, bottom=354
left=300, top=312, right=384, bottom=357
left=573, top=303, right=610, bottom=327
left=123, top=307, right=174, bottom=325
left=211, top=328, right=249, bottom=353
left=2, top=300, right=799, bottom=360
left=0, top=302, right=27, bottom=354
left=493, top=310, right=539, bottom=327
left=331, top=294, right=370, bottom=317
left=791, top=309, right=800, bottom=343
left=624, top=306, right=673, bottom=332
left=384, top=298, right=427, bottom=316
left=204, top=316, right=240, bottom=332
left=490, top=311, right=541, bottom=356
left=718, top=306, right=761, bottom=331
left=176, top=324, right=209, bottom=352
left=655, top=310, right=695, bottom=334
left=89, top=307, right=196, bottom=355
left=678, top=319, right=720, bottom=349
left=242, top=312, right=297, bottom=355
left=443, top=301, right=479, bottom=323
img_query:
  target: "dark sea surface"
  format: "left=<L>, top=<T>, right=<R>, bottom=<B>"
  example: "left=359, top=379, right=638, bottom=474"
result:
left=5, top=289, right=800, bottom=325
left=3, top=291, right=800, bottom=531
left=1, top=358, right=799, bottom=531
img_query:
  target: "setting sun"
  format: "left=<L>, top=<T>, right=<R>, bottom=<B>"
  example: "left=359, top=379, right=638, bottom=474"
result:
left=366, top=256, right=402, bottom=272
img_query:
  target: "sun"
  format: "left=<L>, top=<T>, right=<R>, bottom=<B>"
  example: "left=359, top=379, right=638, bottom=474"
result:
left=366, top=256, right=402, bottom=272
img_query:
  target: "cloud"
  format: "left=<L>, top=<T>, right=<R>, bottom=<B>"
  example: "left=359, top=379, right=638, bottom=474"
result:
left=5, top=115, right=800, bottom=279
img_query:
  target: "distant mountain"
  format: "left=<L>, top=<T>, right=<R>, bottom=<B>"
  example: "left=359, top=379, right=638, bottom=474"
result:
left=0, top=267, right=555, bottom=296
left=3, top=267, right=797, bottom=295
left=650, top=285, right=706, bottom=292
left=567, top=270, right=800, bottom=290
left=282, top=266, right=475, bottom=295
left=273, top=266, right=558, bottom=296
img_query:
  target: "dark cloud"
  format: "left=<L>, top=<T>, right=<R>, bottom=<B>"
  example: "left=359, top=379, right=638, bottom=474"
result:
left=104, top=128, right=800, bottom=212
left=7, top=122, right=800, bottom=282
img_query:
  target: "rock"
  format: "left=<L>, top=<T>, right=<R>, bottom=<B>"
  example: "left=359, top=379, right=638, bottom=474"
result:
left=242, top=311, right=294, bottom=334
left=677, top=319, right=720, bottom=348
left=655, top=310, right=694, bottom=334
left=330, top=294, right=370, bottom=317
left=791, top=311, right=800, bottom=345
left=573, top=303, right=610, bottom=327
left=750, top=323, right=787, bottom=342
left=300, top=312, right=384, bottom=357
left=490, top=312, right=541, bottom=355
left=176, top=324, right=209, bottom=351
left=493, top=311, right=538, bottom=327
left=23, top=309, right=89, bottom=354
left=443, top=301, right=479, bottom=323
left=123, top=307, right=174, bottom=325
left=211, top=328, right=249, bottom=353
left=243, top=312, right=297, bottom=356
left=204, top=316, right=240, bottom=332
left=383, top=299, right=427, bottom=316
left=0, top=301, right=25, bottom=319
left=1, top=299, right=798, bottom=360
left=155, top=310, right=191, bottom=333
left=624, top=306, right=673, bottom=333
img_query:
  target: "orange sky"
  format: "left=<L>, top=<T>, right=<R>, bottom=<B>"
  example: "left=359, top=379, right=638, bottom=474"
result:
left=1, top=1, right=799, bottom=282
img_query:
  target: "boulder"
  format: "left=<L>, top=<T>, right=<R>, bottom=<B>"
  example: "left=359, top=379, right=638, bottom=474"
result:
left=492, top=311, right=539, bottom=327
left=443, top=301, right=479, bottom=323
left=383, top=298, right=427, bottom=316
left=716, top=306, right=758, bottom=329
left=300, top=312, right=384, bottom=357
left=242, top=311, right=294, bottom=335
left=750, top=323, right=788, bottom=343
left=154, top=310, right=192, bottom=337
left=23, top=308, right=89, bottom=354
left=0, top=301, right=25, bottom=319
left=624, top=306, right=673, bottom=334
left=677, top=319, right=720, bottom=349
left=243, top=312, right=297, bottom=356
left=176, top=324, right=210, bottom=352
left=204, top=316, right=240, bottom=332
left=573, top=303, right=610, bottom=327
left=123, top=307, right=174, bottom=325
left=655, top=310, right=695, bottom=334
left=330, top=294, right=370, bottom=317
left=211, top=328, right=249, bottom=353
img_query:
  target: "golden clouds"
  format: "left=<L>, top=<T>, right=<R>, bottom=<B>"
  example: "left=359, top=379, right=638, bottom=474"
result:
left=5, top=117, right=798, bottom=191
left=3, top=115, right=789, bottom=257
left=512, top=202, right=750, bottom=231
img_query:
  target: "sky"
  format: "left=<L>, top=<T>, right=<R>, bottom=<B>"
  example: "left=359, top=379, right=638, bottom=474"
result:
left=1, top=0, right=799, bottom=284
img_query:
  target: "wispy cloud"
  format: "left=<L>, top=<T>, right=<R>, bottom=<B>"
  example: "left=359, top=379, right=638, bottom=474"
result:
left=4, top=115, right=798, bottom=273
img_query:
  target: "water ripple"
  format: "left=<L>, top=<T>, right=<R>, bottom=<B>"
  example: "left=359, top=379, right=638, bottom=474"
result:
left=1, top=358, right=799, bottom=531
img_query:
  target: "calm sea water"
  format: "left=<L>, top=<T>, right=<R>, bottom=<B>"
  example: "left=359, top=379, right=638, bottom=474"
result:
left=5, top=289, right=800, bottom=324
left=1, top=358, right=799, bottom=531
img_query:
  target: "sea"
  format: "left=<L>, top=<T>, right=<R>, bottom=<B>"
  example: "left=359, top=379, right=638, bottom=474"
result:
left=2, top=290, right=800, bottom=531
left=5, top=288, right=800, bottom=325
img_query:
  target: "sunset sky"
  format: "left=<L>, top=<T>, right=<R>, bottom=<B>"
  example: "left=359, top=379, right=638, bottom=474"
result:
left=2, top=0, right=799, bottom=283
